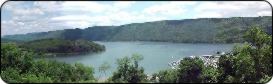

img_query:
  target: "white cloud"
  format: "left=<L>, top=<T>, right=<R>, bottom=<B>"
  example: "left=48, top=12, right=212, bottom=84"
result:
left=60, top=1, right=110, bottom=14
left=113, top=1, right=135, bottom=9
left=51, top=15, right=92, bottom=21
left=18, top=22, right=25, bottom=26
left=3, top=1, right=45, bottom=16
left=258, top=11, right=271, bottom=16
left=49, top=1, right=145, bottom=28
left=2, top=1, right=23, bottom=10
left=13, top=8, right=44, bottom=15
left=64, top=21, right=90, bottom=28
left=33, top=1, right=63, bottom=12
left=193, top=1, right=272, bottom=18
left=143, top=2, right=197, bottom=16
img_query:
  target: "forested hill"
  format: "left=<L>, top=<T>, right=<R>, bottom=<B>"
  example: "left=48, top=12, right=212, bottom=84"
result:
left=3, top=16, right=272, bottom=43
left=19, top=38, right=105, bottom=54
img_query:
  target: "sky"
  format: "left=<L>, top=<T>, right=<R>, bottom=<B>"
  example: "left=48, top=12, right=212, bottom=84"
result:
left=1, top=1, right=272, bottom=36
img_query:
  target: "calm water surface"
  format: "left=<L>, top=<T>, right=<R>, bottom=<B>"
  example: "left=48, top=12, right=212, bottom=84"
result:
left=45, top=41, right=234, bottom=78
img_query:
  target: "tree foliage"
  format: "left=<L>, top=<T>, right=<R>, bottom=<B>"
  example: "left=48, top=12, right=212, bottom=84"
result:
left=109, top=54, right=147, bottom=83
left=217, top=26, right=272, bottom=83
left=19, top=38, right=105, bottom=55
left=177, top=57, right=204, bottom=83
left=62, top=28, right=83, bottom=40
left=1, top=43, right=97, bottom=83
left=150, top=69, right=177, bottom=83
left=99, top=62, right=111, bottom=79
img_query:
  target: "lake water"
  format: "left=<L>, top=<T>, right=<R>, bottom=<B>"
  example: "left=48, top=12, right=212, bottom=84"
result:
left=45, top=41, right=234, bottom=79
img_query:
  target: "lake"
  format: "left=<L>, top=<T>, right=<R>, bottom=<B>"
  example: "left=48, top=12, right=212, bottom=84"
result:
left=45, top=41, right=234, bottom=79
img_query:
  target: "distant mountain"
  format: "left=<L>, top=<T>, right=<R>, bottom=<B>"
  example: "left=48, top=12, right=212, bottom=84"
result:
left=2, top=16, right=272, bottom=43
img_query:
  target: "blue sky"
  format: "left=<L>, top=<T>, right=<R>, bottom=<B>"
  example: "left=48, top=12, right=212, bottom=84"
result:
left=1, top=1, right=272, bottom=36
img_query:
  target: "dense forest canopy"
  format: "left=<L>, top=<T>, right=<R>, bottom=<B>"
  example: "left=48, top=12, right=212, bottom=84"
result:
left=1, top=43, right=97, bottom=83
left=18, top=39, right=105, bottom=54
left=2, top=16, right=272, bottom=43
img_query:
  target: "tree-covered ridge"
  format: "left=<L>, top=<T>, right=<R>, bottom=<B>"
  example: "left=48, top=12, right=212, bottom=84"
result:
left=19, top=38, right=105, bottom=54
left=1, top=38, right=24, bottom=44
left=3, top=16, right=272, bottom=43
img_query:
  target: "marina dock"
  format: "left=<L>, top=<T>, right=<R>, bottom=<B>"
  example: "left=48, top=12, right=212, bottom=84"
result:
left=168, top=52, right=225, bottom=69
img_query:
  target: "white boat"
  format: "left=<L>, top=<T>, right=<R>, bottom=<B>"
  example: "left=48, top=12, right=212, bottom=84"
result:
left=189, top=55, right=195, bottom=58
left=202, top=55, right=213, bottom=58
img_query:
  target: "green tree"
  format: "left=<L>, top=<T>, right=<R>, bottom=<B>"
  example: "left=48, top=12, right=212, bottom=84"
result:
left=202, top=66, right=219, bottom=83
left=151, top=69, right=177, bottom=83
left=243, top=26, right=272, bottom=82
left=131, top=53, right=144, bottom=70
left=1, top=43, right=97, bottom=83
left=217, top=26, right=272, bottom=83
left=74, top=63, right=95, bottom=81
left=1, top=67, right=22, bottom=83
left=109, top=54, right=147, bottom=83
left=98, top=62, right=111, bottom=79
left=62, top=28, right=83, bottom=40
left=19, top=38, right=105, bottom=55
left=177, top=57, right=204, bottom=83
left=217, top=53, right=235, bottom=83
left=20, top=73, right=53, bottom=83
left=1, top=43, right=34, bottom=73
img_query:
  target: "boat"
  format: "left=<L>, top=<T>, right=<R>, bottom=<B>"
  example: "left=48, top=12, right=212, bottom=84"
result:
left=189, top=55, right=195, bottom=58
left=202, top=55, right=213, bottom=58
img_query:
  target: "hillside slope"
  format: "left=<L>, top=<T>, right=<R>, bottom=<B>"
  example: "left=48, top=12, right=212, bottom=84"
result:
left=3, top=16, right=272, bottom=43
